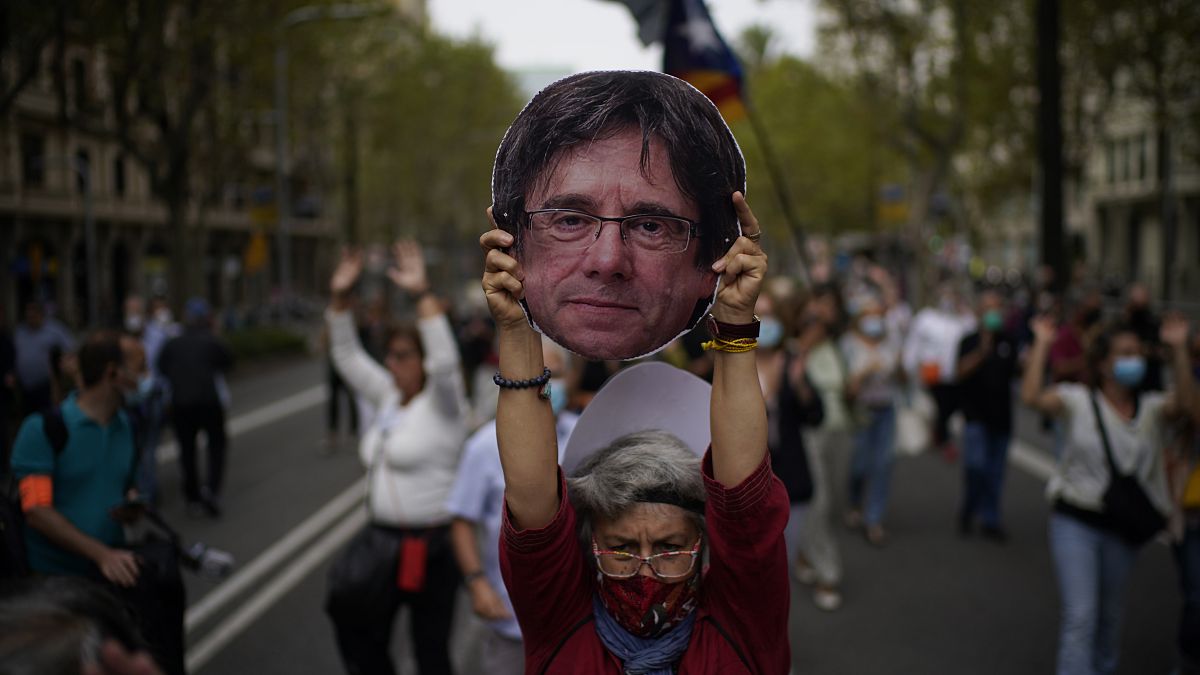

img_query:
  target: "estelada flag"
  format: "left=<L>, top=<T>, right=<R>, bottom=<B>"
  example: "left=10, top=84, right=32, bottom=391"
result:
left=662, top=0, right=746, bottom=123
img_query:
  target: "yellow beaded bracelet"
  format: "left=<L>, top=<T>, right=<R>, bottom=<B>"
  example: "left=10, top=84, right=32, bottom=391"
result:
left=701, top=337, right=759, bottom=353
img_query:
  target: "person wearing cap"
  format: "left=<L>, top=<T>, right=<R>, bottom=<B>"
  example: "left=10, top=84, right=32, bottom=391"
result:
left=481, top=180, right=786, bottom=673
left=156, top=298, right=233, bottom=518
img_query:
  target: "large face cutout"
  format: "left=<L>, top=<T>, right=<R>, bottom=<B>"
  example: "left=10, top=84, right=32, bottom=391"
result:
left=517, top=128, right=718, bottom=360
left=491, top=71, right=746, bottom=361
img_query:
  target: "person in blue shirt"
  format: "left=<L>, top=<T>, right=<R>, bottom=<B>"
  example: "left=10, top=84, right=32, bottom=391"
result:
left=10, top=330, right=143, bottom=586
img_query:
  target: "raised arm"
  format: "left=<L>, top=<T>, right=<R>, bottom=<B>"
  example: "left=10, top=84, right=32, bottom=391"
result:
left=709, top=193, right=769, bottom=487
left=481, top=209, right=559, bottom=530
left=1020, top=314, right=1065, bottom=417
left=389, top=240, right=465, bottom=416
left=327, top=248, right=394, bottom=406
left=1160, top=314, right=1196, bottom=423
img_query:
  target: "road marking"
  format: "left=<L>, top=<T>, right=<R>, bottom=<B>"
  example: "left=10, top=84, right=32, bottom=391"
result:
left=184, top=475, right=366, bottom=633
left=185, top=506, right=369, bottom=673
left=1010, top=440, right=1057, bottom=482
left=157, top=385, right=327, bottom=464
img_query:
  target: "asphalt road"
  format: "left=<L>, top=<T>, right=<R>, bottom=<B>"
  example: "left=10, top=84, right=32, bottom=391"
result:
left=163, top=359, right=1179, bottom=674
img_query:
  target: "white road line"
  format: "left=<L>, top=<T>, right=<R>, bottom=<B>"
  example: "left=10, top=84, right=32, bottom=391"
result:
left=157, top=385, right=327, bottom=464
left=185, top=506, right=369, bottom=673
left=1010, top=440, right=1057, bottom=483
left=184, top=476, right=366, bottom=633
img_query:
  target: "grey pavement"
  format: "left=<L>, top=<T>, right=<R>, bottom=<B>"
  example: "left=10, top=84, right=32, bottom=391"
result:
left=167, top=361, right=1181, bottom=674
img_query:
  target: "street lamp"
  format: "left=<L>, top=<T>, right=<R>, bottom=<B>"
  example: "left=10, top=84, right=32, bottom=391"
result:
left=36, top=155, right=98, bottom=327
left=274, top=3, right=389, bottom=307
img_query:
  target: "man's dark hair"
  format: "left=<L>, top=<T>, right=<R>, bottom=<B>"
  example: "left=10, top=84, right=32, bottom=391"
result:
left=78, top=331, right=123, bottom=388
left=491, top=70, right=745, bottom=268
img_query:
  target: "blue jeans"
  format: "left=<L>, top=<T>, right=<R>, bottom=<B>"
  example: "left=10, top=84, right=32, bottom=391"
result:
left=848, top=405, right=895, bottom=527
left=1049, top=512, right=1139, bottom=675
left=961, top=423, right=1010, bottom=528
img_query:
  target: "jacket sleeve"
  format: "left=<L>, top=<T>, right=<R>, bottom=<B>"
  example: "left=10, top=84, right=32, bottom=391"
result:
left=327, top=309, right=394, bottom=408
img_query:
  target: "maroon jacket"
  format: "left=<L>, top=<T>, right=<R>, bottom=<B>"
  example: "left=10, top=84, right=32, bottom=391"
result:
left=500, top=450, right=791, bottom=674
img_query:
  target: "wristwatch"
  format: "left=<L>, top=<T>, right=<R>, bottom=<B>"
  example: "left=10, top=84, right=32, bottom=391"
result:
left=705, top=314, right=761, bottom=340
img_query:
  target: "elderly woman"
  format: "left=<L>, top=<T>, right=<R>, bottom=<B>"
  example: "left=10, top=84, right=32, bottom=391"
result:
left=480, top=191, right=788, bottom=674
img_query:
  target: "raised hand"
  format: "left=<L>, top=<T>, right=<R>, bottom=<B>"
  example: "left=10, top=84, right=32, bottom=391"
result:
left=1030, top=314, right=1057, bottom=345
left=1161, top=312, right=1190, bottom=348
left=480, top=207, right=531, bottom=332
left=330, top=247, right=364, bottom=298
left=387, top=239, right=429, bottom=295
left=710, top=192, right=768, bottom=324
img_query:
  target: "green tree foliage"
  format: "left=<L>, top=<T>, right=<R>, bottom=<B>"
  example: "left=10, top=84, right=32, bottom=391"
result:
left=733, top=41, right=899, bottom=239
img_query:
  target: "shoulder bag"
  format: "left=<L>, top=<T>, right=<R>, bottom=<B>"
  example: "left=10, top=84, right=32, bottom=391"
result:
left=1089, top=391, right=1166, bottom=546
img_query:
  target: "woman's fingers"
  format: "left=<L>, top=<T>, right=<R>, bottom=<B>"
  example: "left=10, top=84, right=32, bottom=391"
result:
left=485, top=248, right=523, bottom=279
left=733, top=191, right=760, bottom=241
left=480, top=227, right=514, bottom=253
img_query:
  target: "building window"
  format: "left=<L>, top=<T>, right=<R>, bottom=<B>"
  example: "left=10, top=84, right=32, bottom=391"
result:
left=1118, top=137, right=1130, bottom=183
left=20, top=133, right=45, bottom=187
left=72, top=59, right=88, bottom=110
left=1106, top=141, right=1115, bottom=184
left=75, top=149, right=90, bottom=193
left=113, top=155, right=126, bottom=197
left=1137, top=134, right=1148, bottom=182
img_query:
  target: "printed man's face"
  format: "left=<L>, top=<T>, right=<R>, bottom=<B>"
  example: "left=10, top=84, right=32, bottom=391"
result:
left=518, top=128, right=717, bottom=360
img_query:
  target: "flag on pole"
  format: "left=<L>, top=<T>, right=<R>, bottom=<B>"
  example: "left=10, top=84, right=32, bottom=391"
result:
left=662, top=0, right=746, bottom=123
left=604, top=0, right=747, bottom=123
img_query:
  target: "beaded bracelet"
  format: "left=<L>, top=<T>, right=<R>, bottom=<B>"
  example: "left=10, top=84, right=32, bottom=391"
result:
left=493, top=367, right=552, bottom=389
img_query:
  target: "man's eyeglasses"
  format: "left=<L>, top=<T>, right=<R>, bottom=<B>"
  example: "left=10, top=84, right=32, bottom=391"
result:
left=525, top=209, right=700, bottom=254
left=591, top=536, right=702, bottom=580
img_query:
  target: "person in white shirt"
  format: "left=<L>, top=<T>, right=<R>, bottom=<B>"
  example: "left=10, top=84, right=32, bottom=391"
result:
left=903, top=285, right=977, bottom=459
left=323, top=241, right=468, bottom=675
left=1022, top=313, right=1195, bottom=675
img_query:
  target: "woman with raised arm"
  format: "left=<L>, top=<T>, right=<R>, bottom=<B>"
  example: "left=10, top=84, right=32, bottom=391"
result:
left=323, top=241, right=468, bottom=675
left=1022, top=312, right=1195, bottom=675
left=480, top=192, right=789, bottom=674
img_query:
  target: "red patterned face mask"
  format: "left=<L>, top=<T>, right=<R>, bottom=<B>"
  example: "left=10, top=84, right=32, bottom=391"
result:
left=597, top=572, right=700, bottom=638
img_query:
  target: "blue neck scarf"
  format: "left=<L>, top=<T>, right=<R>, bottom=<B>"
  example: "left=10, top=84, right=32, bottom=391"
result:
left=592, top=595, right=697, bottom=674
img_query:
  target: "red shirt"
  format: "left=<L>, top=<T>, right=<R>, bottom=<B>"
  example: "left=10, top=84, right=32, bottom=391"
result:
left=500, top=450, right=791, bottom=674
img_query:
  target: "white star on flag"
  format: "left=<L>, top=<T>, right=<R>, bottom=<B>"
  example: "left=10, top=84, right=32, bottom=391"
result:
left=678, top=14, right=722, bottom=54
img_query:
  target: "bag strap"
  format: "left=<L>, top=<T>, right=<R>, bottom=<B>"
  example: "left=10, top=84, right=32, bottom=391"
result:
left=1088, top=390, right=1124, bottom=478
left=41, top=405, right=69, bottom=456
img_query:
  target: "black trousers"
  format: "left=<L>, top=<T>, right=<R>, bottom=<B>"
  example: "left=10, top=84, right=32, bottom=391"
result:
left=328, top=524, right=460, bottom=675
left=327, top=361, right=359, bottom=435
left=929, top=382, right=960, bottom=447
left=171, top=403, right=227, bottom=502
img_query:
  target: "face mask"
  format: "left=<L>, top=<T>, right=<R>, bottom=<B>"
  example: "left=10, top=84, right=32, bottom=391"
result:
left=597, top=571, right=699, bottom=638
left=983, top=310, right=1004, bottom=332
left=758, top=317, right=784, bottom=349
left=1112, top=356, right=1146, bottom=388
left=549, top=378, right=567, bottom=415
left=124, top=314, right=144, bottom=334
left=939, top=297, right=956, bottom=313
left=154, top=308, right=172, bottom=324
left=860, top=316, right=885, bottom=339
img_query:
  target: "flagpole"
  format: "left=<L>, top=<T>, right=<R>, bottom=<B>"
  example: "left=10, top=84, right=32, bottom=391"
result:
left=742, top=99, right=811, bottom=285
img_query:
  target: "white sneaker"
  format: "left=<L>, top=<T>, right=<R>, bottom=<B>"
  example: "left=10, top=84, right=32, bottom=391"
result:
left=813, top=587, right=843, bottom=612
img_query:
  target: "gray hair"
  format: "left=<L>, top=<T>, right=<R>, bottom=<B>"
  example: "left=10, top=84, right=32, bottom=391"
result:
left=568, top=430, right=707, bottom=555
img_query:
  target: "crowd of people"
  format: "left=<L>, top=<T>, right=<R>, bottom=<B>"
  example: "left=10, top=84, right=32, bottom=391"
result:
left=0, top=68, right=1198, bottom=675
